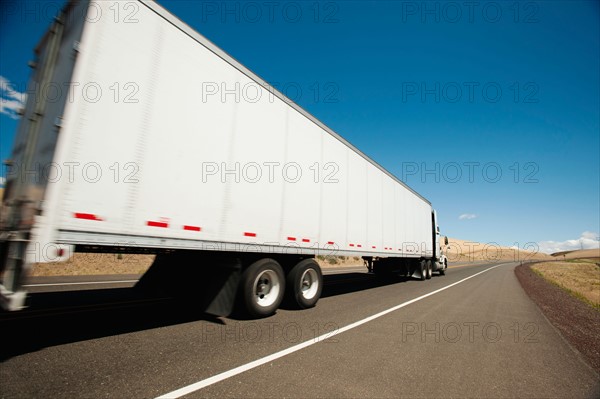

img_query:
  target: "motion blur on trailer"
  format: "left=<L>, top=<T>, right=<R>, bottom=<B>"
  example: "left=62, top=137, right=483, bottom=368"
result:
left=1, top=0, right=447, bottom=318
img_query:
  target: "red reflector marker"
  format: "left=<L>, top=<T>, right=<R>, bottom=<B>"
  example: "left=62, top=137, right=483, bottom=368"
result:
left=302, top=238, right=310, bottom=243
left=327, top=241, right=335, bottom=245
left=147, top=221, right=168, bottom=228
left=372, top=246, right=376, bottom=249
left=244, top=232, right=257, bottom=237
left=183, top=225, right=201, bottom=232
left=349, top=243, right=355, bottom=247
left=357, top=244, right=362, bottom=248
left=287, top=237, right=297, bottom=241
left=74, top=213, right=102, bottom=221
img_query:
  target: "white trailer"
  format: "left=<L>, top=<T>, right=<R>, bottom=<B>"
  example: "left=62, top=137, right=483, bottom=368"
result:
left=0, top=0, right=447, bottom=317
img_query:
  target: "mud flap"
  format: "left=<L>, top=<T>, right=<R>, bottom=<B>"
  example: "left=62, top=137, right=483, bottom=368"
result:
left=410, top=260, right=426, bottom=280
left=0, top=237, right=30, bottom=311
left=136, top=252, right=241, bottom=317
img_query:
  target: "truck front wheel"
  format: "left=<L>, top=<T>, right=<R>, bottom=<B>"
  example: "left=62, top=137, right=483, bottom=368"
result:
left=240, top=258, right=285, bottom=318
left=439, top=260, right=447, bottom=276
left=286, top=259, right=323, bottom=309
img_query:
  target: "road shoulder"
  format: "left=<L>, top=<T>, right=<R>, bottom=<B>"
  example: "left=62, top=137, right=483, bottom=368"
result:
left=515, top=262, right=600, bottom=374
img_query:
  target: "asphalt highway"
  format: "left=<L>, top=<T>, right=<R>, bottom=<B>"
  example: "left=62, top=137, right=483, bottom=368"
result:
left=1, top=262, right=598, bottom=398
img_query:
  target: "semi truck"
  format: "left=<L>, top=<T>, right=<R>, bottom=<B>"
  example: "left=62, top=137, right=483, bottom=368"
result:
left=0, top=0, right=448, bottom=318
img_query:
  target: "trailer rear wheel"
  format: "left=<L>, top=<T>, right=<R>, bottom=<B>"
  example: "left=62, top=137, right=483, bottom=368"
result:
left=240, top=258, right=285, bottom=318
left=286, top=259, right=323, bottom=309
left=418, top=260, right=427, bottom=281
left=426, top=260, right=433, bottom=279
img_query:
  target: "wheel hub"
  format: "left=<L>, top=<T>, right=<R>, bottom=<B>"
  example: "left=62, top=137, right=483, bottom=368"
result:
left=253, top=270, right=280, bottom=307
left=300, top=269, right=319, bottom=299
left=257, top=279, right=271, bottom=298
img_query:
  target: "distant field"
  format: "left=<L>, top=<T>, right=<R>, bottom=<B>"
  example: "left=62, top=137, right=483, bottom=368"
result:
left=446, top=238, right=551, bottom=262
left=315, top=255, right=363, bottom=268
left=551, top=248, right=600, bottom=260
left=31, top=253, right=155, bottom=276
left=532, top=260, right=600, bottom=310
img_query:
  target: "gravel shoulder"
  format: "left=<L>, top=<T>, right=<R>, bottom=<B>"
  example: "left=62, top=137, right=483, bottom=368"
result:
left=515, top=262, right=600, bottom=374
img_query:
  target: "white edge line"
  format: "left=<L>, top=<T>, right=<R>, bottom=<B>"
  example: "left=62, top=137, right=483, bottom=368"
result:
left=156, top=263, right=507, bottom=399
left=23, top=280, right=138, bottom=287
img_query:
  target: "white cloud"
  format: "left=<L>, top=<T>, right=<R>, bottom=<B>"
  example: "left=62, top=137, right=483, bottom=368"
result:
left=459, top=213, right=477, bottom=220
left=0, top=76, right=26, bottom=119
left=0, top=177, right=5, bottom=187
left=581, top=231, right=598, bottom=240
left=537, top=231, right=600, bottom=254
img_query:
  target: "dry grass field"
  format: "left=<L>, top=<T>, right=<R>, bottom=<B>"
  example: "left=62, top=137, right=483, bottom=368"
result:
left=532, top=260, right=600, bottom=310
left=551, top=248, right=600, bottom=260
left=31, top=253, right=155, bottom=276
left=315, top=255, right=364, bottom=268
left=445, top=238, right=552, bottom=262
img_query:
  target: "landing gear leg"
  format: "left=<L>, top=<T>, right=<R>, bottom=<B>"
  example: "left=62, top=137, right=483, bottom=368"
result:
left=364, top=257, right=373, bottom=273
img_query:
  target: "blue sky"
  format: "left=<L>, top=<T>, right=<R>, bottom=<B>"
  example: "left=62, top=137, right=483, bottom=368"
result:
left=1, top=0, right=599, bottom=253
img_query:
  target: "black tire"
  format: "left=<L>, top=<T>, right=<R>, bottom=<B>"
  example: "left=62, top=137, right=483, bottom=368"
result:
left=286, top=258, right=323, bottom=309
left=426, top=260, right=433, bottom=279
left=239, top=258, right=285, bottom=318
left=418, top=260, right=427, bottom=281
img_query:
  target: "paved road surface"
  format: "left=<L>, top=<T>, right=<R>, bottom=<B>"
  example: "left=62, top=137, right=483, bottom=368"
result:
left=1, top=262, right=598, bottom=398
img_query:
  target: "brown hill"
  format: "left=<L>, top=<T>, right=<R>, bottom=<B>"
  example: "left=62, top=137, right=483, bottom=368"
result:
left=551, top=248, right=600, bottom=260
left=445, top=238, right=552, bottom=262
